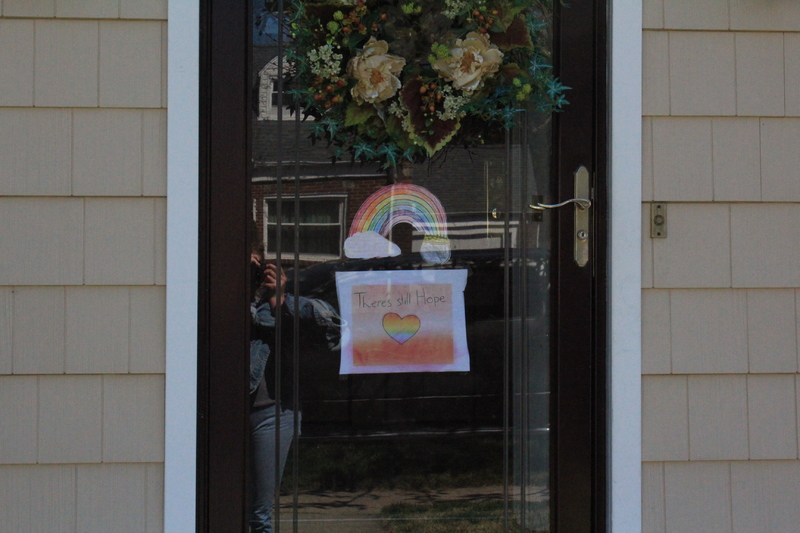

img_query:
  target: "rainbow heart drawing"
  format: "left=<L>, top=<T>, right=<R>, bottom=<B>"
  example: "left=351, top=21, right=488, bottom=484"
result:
left=382, top=313, right=421, bottom=344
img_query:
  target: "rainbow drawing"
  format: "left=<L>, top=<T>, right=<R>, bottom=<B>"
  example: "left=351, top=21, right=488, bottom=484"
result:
left=350, top=184, right=448, bottom=238
left=348, top=184, right=451, bottom=263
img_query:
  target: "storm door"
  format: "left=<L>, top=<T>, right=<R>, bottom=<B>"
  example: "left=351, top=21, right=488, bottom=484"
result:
left=198, top=0, right=606, bottom=531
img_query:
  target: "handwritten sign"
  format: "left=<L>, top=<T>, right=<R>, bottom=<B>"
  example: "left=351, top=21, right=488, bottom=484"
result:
left=335, top=270, right=470, bottom=374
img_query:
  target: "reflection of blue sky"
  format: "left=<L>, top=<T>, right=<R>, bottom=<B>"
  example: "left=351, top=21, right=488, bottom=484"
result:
left=253, top=0, right=291, bottom=45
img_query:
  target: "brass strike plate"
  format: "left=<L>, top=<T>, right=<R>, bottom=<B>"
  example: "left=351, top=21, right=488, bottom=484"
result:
left=650, top=202, right=667, bottom=238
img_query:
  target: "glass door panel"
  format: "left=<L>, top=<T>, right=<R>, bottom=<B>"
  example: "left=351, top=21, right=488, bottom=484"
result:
left=200, top=0, right=605, bottom=528
left=246, top=2, right=558, bottom=533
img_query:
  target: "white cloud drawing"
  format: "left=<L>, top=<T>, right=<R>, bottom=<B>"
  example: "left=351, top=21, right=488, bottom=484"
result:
left=343, top=231, right=401, bottom=259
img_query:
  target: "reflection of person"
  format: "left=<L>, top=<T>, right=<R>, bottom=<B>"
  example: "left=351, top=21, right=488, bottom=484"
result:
left=249, top=244, right=341, bottom=533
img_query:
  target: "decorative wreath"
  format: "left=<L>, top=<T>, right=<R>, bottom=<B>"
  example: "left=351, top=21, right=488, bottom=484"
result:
left=284, top=0, right=567, bottom=168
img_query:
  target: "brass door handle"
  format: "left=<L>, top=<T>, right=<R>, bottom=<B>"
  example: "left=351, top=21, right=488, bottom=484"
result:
left=527, top=166, right=592, bottom=267
left=528, top=198, right=592, bottom=211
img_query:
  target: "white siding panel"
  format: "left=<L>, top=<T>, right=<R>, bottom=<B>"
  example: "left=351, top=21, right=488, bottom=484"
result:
left=731, top=204, right=800, bottom=287
left=734, top=32, right=785, bottom=117
left=642, top=204, right=654, bottom=288
left=747, top=290, right=798, bottom=373
left=0, top=288, right=12, bottom=374
left=642, top=289, right=671, bottom=374
left=12, top=287, right=65, bottom=374
left=0, top=20, right=34, bottom=106
left=786, top=34, right=800, bottom=117
left=2, top=0, right=55, bottom=17
left=160, top=21, right=167, bottom=108
left=642, top=376, right=688, bottom=461
left=0, top=198, right=84, bottom=285
left=0, top=376, right=37, bottom=464
left=0, top=466, right=33, bottom=532
left=663, top=0, right=728, bottom=30
left=747, top=375, right=798, bottom=460
left=142, top=109, right=168, bottom=196
left=797, top=375, right=800, bottom=458
left=56, top=0, right=117, bottom=18
left=72, top=109, right=143, bottom=196
left=669, top=32, right=736, bottom=116
left=730, top=0, right=800, bottom=31
left=155, top=197, right=167, bottom=285
left=34, top=20, right=98, bottom=108
left=642, top=117, right=654, bottom=201
left=103, top=375, right=165, bottom=462
left=130, top=286, right=166, bottom=373
left=28, top=465, right=77, bottom=533
left=670, top=290, right=748, bottom=374
left=642, top=32, right=670, bottom=116
left=652, top=118, right=713, bottom=201
left=65, top=287, right=130, bottom=374
left=0, top=109, right=72, bottom=196
left=120, top=0, right=167, bottom=20
left=664, top=462, right=732, bottom=533
left=84, top=198, right=156, bottom=285
left=99, top=21, right=163, bottom=108
left=760, top=119, right=800, bottom=201
left=76, top=464, right=146, bottom=532
left=38, top=375, right=102, bottom=463
left=652, top=204, right=731, bottom=288
left=688, top=375, right=749, bottom=460
left=642, top=462, right=665, bottom=533
left=0, top=465, right=76, bottom=533
left=731, top=461, right=800, bottom=533
left=797, top=294, right=800, bottom=376
left=643, top=0, right=664, bottom=29
left=711, top=118, right=761, bottom=202
left=145, top=463, right=165, bottom=533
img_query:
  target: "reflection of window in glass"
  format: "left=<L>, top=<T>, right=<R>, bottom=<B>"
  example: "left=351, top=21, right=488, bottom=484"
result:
left=264, top=196, right=346, bottom=261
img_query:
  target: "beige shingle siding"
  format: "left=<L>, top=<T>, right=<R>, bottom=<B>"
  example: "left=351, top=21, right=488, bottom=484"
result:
left=0, top=463, right=165, bottom=532
left=0, top=2, right=167, bottom=531
left=642, top=289, right=800, bottom=375
left=2, top=0, right=167, bottom=20
left=644, top=460, right=800, bottom=533
left=643, top=0, right=800, bottom=531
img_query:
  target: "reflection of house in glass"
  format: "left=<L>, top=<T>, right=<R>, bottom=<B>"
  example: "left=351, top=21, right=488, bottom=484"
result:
left=251, top=87, right=549, bottom=264
left=250, top=138, right=533, bottom=264
left=256, top=56, right=283, bottom=120
left=251, top=22, right=553, bottom=262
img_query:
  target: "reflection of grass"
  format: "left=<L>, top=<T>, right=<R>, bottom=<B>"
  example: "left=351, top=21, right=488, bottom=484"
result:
left=283, top=436, right=505, bottom=492
left=381, top=500, right=548, bottom=533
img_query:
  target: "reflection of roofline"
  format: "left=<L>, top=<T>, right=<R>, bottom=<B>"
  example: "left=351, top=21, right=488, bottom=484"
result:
left=257, top=55, right=292, bottom=77
left=252, top=160, right=385, bottom=181
left=252, top=173, right=386, bottom=183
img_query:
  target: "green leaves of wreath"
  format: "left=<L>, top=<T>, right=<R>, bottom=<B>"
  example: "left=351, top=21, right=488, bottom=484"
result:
left=286, top=0, right=567, bottom=168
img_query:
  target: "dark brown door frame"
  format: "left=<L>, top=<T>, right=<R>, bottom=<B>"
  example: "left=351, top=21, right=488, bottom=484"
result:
left=197, top=0, right=608, bottom=531
left=197, top=0, right=252, bottom=530
left=551, top=1, right=608, bottom=531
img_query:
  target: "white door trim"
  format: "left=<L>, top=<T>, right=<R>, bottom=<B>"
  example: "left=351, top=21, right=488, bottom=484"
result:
left=608, top=1, right=643, bottom=531
left=165, top=0, right=200, bottom=530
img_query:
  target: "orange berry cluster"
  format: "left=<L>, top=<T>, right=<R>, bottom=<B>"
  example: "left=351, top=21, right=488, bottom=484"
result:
left=310, top=76, right=347, bottom=109
left=465, top=7, right=499, bottom=33
left=339, top=2, right=377, bottom=36
left=418, top=82, right=443, bottom=116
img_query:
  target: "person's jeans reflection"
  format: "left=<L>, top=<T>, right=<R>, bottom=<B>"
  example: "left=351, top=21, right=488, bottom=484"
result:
left=248, top=249, right=341, bottom=532
left=249, top=406, right=298, bottom=533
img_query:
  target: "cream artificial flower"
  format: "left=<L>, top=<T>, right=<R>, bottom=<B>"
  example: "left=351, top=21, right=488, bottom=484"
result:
left=347, top=38, right=406, bottom=104
left=432, top=32, right=503, bottom=93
